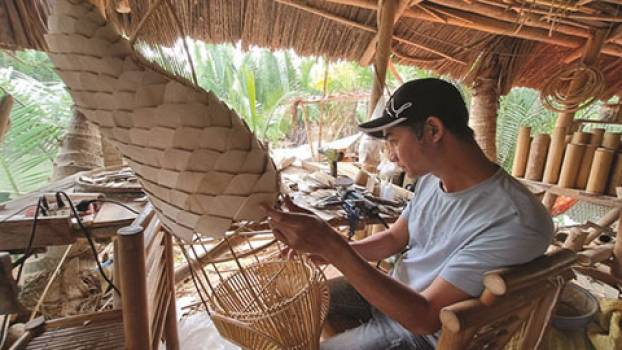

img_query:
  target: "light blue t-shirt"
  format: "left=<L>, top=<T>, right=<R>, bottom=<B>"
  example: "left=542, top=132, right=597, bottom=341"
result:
left=393, top=168, right=553, bottom=297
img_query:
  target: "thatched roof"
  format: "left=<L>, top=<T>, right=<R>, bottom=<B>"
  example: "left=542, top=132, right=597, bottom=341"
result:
left=3, top=0, right=622, bottom=97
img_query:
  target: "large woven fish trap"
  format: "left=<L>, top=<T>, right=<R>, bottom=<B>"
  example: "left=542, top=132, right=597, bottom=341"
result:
left=209, top=259, right=330, bottom=350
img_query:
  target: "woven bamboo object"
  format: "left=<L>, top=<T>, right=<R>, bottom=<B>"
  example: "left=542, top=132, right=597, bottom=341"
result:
left=210, top=259, right=329, bottom=350
left=44, top=0, right=279, bottom=240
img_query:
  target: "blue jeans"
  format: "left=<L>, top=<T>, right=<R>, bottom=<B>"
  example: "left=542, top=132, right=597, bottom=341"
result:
left=320, top=278, right=435, bottom=350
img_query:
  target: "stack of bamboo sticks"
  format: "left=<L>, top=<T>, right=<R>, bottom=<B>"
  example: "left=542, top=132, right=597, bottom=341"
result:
left=512, top=126, right=622, bottom=196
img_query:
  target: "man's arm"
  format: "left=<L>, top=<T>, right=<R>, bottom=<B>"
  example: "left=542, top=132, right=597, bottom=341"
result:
left=350, top=215, right=409, bottom=261
left=264, top=206, right=471, bottom=335
left=332, top=240, right=470, bottom=334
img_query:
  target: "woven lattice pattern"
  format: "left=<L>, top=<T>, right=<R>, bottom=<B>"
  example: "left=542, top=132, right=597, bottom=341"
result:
left=210, top=260, right=330, bottom=350
left=44, top=0, right=278, bottom=240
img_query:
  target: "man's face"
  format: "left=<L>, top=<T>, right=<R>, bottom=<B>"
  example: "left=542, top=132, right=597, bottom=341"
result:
left=385, top=125, right=431, bottom=177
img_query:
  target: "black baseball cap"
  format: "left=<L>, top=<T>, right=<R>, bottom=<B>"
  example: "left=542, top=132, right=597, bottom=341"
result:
left=358, top=78, right=469, bottom=138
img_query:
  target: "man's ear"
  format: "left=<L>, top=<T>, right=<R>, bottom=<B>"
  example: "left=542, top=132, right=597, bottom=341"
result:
left=426, top=116, right=445, bottom=142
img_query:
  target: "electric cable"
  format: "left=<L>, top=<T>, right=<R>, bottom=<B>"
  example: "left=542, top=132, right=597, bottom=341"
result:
left=80, top=199, right=140, bottom=214
left=56, top=191, right=121, bottom=296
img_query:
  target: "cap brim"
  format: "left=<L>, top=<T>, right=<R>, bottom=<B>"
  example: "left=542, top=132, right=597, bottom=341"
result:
left=358, top=116, right=408, bottom=138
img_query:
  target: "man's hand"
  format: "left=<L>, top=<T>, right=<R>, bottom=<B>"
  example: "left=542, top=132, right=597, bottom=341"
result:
left=262, top=197, right=345, bottom=262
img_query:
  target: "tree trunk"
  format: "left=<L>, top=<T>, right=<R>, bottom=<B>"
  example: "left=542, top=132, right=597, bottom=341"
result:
left=469, top=76, right=499, bottom=161
left=51, top=111, right=104, bottom=181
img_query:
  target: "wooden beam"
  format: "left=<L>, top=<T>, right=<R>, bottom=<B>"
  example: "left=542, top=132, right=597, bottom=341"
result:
left=323, top=0, right=622, bottom=58
left=429, top=0, right=592, bottom=39
left=360, top=0, right=417, bottom=66
left=0, top=217, right=76, bottom=251
left=276, top=0, right=463, bottom=63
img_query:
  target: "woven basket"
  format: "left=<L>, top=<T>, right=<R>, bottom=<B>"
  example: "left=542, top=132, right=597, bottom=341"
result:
left=210, top=260, right=329, bottom=350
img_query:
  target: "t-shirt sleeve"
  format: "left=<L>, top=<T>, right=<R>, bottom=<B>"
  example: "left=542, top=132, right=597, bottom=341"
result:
left=439, top=224, right=550, bottom=297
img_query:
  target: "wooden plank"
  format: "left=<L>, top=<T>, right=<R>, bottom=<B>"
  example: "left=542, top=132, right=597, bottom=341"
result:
left=518, top=178, right=622, bottom=208
left=0, top=217, right=75, bottom=250
left=45, top=310, right=123, bottom=329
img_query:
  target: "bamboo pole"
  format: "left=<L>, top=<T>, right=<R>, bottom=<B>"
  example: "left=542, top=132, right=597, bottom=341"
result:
left=117, top=225, right=151, bottom=350
left=556, top=30, right=607, bottom=129
left=368, top=0, right=399, bottom=118
left=359, top=0, right=416, bottom=66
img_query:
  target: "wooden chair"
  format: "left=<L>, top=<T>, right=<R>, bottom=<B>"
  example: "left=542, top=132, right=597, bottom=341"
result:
left=7, top=204, right=180, bottom=350
left=437, top=249, right=577, bottom=350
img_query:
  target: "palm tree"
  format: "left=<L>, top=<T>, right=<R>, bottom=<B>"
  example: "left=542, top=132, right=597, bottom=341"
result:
left=0, top=65, right=71, bottom=200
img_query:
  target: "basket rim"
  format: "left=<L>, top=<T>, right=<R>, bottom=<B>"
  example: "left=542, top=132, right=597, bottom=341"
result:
left=210, top=259, right=326, bottom=319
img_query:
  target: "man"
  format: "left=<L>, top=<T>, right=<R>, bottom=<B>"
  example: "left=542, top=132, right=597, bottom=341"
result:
left=263, top=78, right=553, bottom=349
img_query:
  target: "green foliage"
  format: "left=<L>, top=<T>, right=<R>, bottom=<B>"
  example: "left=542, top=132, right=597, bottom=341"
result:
left=0, top=64, right=71, bottom=198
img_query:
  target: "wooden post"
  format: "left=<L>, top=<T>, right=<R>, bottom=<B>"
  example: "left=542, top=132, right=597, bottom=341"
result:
left=163, top=231, right=180, bottom=350
left=112, top=238, right=122, bottom=309
left=613, top=211, right=622, bottom=279
left=368, top=0, right=399, bottom=118
left=556, top=30, right=607, bottom=129
left=117, top=225, right=151, bottom=350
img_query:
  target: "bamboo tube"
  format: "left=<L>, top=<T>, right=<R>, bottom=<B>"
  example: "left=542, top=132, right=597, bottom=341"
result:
left=602, top=132, right=621, bottom=150
left=117, top=225, right=151, bottom=350
left=525, top=134, right=550, bottom=181
left=586, top=148, right=615, bottom=194
left=564, top=135, right=572, bottom=144
left=558, top=143, right=585, bottom=188
left=607, top=153, right=622, bottom=196
left=511, top=126, right=531, bottom=177
left=571, top=131, right=590, bottom=144
left=578, top=244, right=614, bottom=266
left=576, top=145, right=597, bottom=189
left=590, top=128, right=605, bottom=146
left=562, top=228, right=587, bottom=252
left=543, top=127, right=567, bottom=184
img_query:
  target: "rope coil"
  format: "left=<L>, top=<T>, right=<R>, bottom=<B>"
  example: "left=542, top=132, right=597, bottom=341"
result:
left=540, top=64, right=606, bottom=113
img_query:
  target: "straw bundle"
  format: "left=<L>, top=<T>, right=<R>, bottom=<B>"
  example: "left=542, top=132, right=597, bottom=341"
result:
left=210, top=259, right=329, bottom=350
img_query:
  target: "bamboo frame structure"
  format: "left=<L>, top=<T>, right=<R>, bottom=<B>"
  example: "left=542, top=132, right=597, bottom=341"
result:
left=117, top=225, right=151, bottom=350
